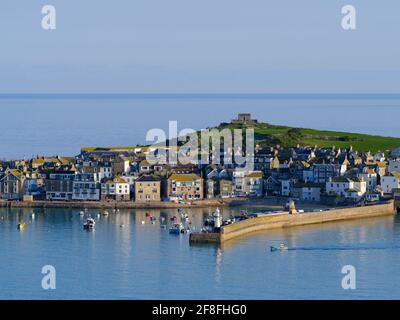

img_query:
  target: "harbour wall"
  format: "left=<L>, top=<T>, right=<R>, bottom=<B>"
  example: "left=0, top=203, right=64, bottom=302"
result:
left=190, top=201, right=396, bottom=244
left=0, top=198, right=250, bottom=210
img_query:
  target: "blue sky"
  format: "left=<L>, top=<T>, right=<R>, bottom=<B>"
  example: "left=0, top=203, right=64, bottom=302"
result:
left=1, top=0, right=400, bottom=93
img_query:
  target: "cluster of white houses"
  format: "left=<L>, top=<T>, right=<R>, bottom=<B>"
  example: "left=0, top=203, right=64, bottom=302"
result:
left=1, top=133, right=400, bottom=205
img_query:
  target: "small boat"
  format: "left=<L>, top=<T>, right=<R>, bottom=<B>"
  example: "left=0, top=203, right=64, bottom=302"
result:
left=102, top=210, right=109, bottom=216
left=17, top=223, right=26, bottom=230
left=270, top=244, right=289, bottom=252
left=146, top=212, right=151, bottom=218
left=79, top=211, right=85, bottom=216
left=169, top=223, right=184, bottom=234
left=83, top=218, right=95, bottom=230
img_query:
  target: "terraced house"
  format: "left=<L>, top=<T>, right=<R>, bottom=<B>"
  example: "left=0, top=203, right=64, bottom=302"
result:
left=46, top=170, right=76, bottom=201
left=72, top=173, right=101, bottom=201
left=232, top=169, right=263, bottom=197
left=0, top=169, right=26, bottom=200
left=167, top=173, right=203, bottom=200
left=101, top=176, right=130, bottom=201
left=134, top=176, right=161, bottom=202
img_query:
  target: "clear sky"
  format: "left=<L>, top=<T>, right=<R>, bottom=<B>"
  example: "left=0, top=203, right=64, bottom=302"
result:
left=1, top=1, right=400, bottom=93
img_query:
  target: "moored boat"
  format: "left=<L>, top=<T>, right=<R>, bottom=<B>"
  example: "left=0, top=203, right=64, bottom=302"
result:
left=83, top=218, right=95, bottom=230
left=270, top=244, right=289, bottom=252
left=169, top=223, right=184, bottom=234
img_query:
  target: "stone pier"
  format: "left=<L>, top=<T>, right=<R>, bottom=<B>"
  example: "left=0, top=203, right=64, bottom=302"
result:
left=190, top=201, right=396, bottom=244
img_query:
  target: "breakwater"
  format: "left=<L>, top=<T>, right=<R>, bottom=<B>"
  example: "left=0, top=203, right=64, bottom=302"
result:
left=190, top=201, right=396, bottom=244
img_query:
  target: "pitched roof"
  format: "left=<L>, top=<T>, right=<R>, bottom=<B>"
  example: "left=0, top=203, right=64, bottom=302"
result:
left=169, top=173, right=201, bottom=182
left=136, top=175, right=161, bottom=182
left=293, top=183, right=324, bottom=188
left=246, top=171, right=263, bottom=178
left=391, top=172, right=400, bottom=179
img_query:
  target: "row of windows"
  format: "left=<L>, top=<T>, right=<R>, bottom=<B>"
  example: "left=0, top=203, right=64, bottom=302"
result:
left=137, top=189, right=158, bottom=193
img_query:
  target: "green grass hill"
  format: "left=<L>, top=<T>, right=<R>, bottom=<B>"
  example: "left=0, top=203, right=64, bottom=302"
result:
left=216, top=121, right=400, bottom=153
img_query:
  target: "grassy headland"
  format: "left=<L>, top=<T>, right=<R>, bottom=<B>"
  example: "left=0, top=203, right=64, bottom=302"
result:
left=216, top=122, right=400, bottom=153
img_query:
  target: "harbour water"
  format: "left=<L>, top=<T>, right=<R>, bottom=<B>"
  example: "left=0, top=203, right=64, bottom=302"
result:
left=1, top=206, right=400, bottom=300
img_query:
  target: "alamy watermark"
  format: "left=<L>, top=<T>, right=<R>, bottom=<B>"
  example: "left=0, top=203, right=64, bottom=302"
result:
left=341, top=265, right=356, bottom=290
left=145, top=121, right=255, bottom=170
left=341, top=5, right=356, bottom=30
left=39, top=5, right=355, bottom=32
left=41, top=5, right=56, bottom=30
left=41, top=265, right=56, bottom=290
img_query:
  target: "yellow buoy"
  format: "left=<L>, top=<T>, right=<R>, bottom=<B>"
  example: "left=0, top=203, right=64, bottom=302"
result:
left=17, top=223, right=26, bottom=230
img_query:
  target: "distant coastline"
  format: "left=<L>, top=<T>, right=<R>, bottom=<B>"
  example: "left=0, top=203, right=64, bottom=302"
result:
left=2, top=93, right=400, bottom=100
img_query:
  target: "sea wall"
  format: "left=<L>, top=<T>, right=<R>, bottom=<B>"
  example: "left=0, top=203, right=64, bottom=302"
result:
left=190, top=201, right=395, bottom=244
left=220, top=201, right=395, bottom=243
left=0, top=198, right=244, bottom=209
left=189, top=232, right=221, bottom=244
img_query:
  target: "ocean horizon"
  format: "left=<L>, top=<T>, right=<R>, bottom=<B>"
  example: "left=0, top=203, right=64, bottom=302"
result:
left=1, top=94, right=400, bottom=159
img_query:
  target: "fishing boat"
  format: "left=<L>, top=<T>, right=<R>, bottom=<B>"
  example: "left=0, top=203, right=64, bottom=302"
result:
left=169, top=223, right=184, bottom=234
left=270, top=244, right=289, bottom=252
left=17, top=223, right=26, bottom=230
left=83, top=218, right=95, bottom=230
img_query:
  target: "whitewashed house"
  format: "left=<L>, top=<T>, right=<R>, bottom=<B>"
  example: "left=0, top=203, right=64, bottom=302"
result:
left=98, top=164, right=113, bottom=179
left=326, top=177, right=366, bottom=199
left=101, top=176, right=130, bottom=201
left=389, top=160, right=400, bottom=174
left=232, top=169, right=263, bottom=197
left=72, top=173, right=101, bottom=201
left=358, top=168, right=378, bottom=192
left=381, top=173, right=400, bottom=194
left=373, top=152, right=386, bottom=162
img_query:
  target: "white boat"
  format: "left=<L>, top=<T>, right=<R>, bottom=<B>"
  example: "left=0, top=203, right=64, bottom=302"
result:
left=169, top=223, right=184, bottom=234
left=102, top=210, right=109, bottom=216
left=83, top=218, right=95, bottom=230
left=79, top=211, right=85, bottom=216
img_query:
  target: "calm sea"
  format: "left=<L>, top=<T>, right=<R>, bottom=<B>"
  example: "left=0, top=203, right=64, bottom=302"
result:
left=0, top=94, right=400, bottom=159
left=1, top=206, right=400, bottom=300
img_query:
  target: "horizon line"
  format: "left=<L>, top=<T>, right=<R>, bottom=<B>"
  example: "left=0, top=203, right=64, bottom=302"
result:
left=1, top=93, right=400, bottom=100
